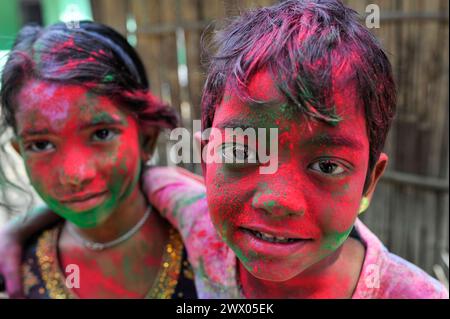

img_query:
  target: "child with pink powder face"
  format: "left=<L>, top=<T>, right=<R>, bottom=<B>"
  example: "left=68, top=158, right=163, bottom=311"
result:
left=1, top=0, right=448, bottom=298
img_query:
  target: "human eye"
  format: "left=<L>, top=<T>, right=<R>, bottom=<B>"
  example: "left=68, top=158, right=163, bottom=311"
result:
left=26, top=141, right=55, bottom=153
left=91, top=128, right=119, bottom=142
left=221, top=143, right=258, bottom=164
left=309, top=158, right=349, bottom=176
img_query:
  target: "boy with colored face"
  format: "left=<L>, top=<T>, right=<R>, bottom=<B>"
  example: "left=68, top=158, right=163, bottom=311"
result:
left=143, top=0, right=448, bottom=298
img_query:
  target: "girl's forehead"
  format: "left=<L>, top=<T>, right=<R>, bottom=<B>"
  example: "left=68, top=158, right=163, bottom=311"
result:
left=15, top=80, right=126, bottom=132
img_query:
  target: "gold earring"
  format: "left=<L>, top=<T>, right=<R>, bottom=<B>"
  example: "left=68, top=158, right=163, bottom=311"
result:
left=358, top=197, right=370, bottom=214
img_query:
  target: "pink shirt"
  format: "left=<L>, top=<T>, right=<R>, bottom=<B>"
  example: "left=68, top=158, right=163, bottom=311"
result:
left=145, top=166, right=449, bottom=299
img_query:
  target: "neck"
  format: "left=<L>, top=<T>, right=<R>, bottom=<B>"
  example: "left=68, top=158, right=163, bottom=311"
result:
left=69, top=185, right=148, bottom=244
left=239, top=239, right=364, bottom=298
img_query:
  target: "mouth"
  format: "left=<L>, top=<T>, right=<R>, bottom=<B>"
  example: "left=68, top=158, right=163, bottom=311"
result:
left=58, top=191, right=109, bottom=211
left=240, top=227, right=313, bottom=245
left=60, top=191, right=108, bottom=203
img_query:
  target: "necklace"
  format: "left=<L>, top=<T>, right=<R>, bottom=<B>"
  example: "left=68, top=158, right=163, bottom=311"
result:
left=66, top=206, right=152, bottom=251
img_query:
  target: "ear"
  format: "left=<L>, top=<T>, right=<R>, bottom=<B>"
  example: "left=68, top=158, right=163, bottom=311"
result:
left=140, top=127, right=159, bottom=163
left=363, top=152, right=388, bottom=202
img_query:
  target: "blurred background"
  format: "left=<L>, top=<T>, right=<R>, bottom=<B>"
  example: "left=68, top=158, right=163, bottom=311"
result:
left=0, top=0, right=448, bottom=289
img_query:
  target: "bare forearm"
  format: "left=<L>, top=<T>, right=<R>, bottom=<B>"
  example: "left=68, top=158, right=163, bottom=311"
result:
left=0, top=205, right=61, bottom=297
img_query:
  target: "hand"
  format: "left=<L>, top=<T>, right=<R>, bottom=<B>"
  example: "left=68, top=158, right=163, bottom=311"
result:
left=0, top=224, right=24, bottom=298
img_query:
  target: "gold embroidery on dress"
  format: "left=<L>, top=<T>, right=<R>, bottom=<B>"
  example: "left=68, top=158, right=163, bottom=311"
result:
left=22, top=263, right=40, bottom=296
left=36, top=225, right=183, bottom=299
left=146, top=227, right=183, bottom=298
left=36, top=227, right=74, bottom=299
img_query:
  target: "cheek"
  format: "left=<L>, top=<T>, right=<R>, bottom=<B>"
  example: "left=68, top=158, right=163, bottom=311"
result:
left=205, top=164, right=227, bottom=227
left=206, top=165, right=258, bottom=230
left=24, top=156, right=54, bottom=191
left=315, top=177, right=365, bottom=237
left=110, top=130, right=142, bottom=182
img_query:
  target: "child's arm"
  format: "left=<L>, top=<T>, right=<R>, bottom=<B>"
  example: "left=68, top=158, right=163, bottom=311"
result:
left=0, top=206, right=61, bottom=298
left=142, top=166, right=207, bottom=239
left=142, top=166, right=240, bottom=297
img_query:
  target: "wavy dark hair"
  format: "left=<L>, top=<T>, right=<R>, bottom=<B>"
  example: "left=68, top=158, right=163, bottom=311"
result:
left=202, top=0, right=397, bottom=192
left=0, top=21, right=179, bottom=213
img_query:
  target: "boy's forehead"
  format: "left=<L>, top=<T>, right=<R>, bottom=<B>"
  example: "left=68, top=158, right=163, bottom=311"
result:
left=215, top=68, right=366, bottom=135
left=222, top=68, right=284, bottom=104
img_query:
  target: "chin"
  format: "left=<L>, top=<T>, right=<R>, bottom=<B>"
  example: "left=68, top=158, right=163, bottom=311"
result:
left=242, top=259, right=305, bottom=282
left=63, top=207, right=111, bottom=229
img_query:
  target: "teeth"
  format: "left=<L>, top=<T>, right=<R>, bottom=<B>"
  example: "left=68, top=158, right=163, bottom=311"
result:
left=251, top=230, right=298, bottom=243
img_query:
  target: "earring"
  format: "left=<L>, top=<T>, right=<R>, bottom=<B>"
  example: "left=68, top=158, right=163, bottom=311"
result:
left=358, top=197, right=370, bottom=214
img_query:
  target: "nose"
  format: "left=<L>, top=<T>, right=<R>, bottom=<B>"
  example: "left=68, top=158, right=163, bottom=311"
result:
left=251, top=170, right=306, bottom=218
left=58, top=148, right=96, bottom=190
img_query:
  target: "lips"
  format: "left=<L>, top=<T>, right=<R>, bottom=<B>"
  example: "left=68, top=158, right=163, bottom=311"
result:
left=58, top=190, right=108, bottom=211
left=236, top=225, right=314, bottom=258
left=239, top=225, right=313, bottom=243
left=243, top=228, right=303, bottom=244
left=60, top=191, right=108, bottom=203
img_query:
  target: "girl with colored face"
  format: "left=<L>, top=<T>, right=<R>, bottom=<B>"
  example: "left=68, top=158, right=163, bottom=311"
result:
left=0, top=21, right=196, bottom=298
left=15, top=81, right=144, bottom=229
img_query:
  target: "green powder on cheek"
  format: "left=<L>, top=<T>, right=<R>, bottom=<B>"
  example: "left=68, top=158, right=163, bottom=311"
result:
left=320, top=226, right=353, bottom=251
left=232, top=244, right=251, bottom=265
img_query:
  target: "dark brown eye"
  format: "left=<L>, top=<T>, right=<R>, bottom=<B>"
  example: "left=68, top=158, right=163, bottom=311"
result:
left=28, top=141, right=54, bottom=153
left=233, top=145, right=248, bottom=160
left=221, top=143, right=258, bottom=163
left=310, top=159, right=345, bottom=175
left=92, top=129, right=116, bottom=141
left=319, top=161, right=337, bottom=174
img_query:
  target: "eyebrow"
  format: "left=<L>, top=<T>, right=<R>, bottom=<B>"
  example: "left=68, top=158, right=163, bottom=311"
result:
left=302, top=134, right=364, bottom=150
left=79, top=118, right=125, bottom=130
left=19, top=118, right=125, bottom=138
left=215, top=119, right=364, bottom=150
left=215, top=119, right=255, bottom=130
left=19, top=128, right=51, bottom=138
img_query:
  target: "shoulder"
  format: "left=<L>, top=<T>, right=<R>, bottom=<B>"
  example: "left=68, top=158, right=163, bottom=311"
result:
left=353, top=220, right=448, bottom=299
left=143, top=165, right=205, bottom=194
left=380, top=252, right=449, bottom=299
left=143, top=167, right=239, bottom=297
